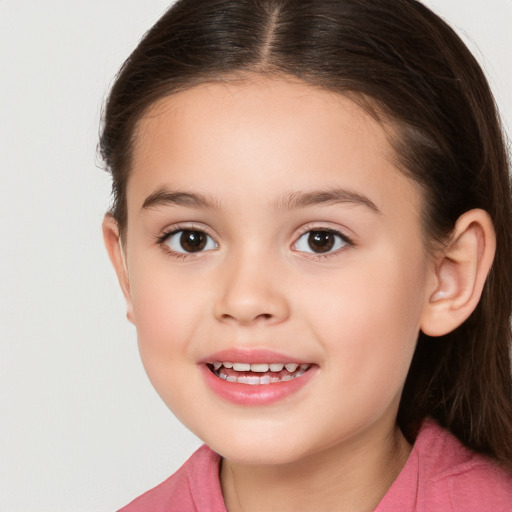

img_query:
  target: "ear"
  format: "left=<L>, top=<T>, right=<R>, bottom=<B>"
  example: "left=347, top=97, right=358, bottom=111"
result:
left=102, top=214, right=135, bottom=324
left=420, top=209, right=496, bottom=337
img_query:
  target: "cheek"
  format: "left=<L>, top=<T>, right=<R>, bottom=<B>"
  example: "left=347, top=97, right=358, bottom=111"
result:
left=128, top=259, right=210, bottom=364
left=127, top=266, right=210, bottom=413
left=304, top=248, right=428, bottom=393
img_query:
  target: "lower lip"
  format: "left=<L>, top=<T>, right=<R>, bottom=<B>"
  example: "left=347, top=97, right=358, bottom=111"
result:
left=200, top=364, right=317, bottom=405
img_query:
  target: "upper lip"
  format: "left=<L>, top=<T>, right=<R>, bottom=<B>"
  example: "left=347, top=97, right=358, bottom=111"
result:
left=199, top=348, right=312, bottom=365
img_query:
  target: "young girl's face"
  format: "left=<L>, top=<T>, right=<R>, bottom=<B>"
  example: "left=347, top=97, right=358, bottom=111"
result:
left=117, top=77, right=436, bottom=465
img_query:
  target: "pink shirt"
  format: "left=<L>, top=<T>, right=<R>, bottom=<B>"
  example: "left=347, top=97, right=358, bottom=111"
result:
left=118, top=421, right=512, bottom=511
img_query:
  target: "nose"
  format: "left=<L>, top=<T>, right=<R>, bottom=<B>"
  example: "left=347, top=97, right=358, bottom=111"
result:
left=213, top=251, right=290, bottom=326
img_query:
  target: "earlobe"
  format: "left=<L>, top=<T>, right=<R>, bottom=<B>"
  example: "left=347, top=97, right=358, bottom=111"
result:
left=420, top=209, right=496, bottom=337
left=102, top=214, right=135, bottom=324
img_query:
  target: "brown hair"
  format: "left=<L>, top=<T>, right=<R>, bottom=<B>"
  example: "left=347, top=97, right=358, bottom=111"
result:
left=100, top=0, right=512, bottom=466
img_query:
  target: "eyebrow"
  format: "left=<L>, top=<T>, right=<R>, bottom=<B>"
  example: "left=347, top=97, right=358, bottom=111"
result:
left=141, top=187, right=221, bottom=211
left=274, top=188, right=380, bottom=213
left=141, top=186, right=379, bottom=214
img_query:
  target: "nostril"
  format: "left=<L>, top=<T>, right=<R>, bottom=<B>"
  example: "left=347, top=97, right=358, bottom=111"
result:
left=219, top=312, right=273, bottom=323
left=214, top=289, right=289, bottom=325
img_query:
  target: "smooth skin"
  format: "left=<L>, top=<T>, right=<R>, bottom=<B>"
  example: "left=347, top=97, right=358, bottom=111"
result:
left=103, top=76, right=495, bottom=512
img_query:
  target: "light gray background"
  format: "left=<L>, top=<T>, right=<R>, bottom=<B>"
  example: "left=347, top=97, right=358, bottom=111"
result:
left=0, top=1, right=511, bottom=511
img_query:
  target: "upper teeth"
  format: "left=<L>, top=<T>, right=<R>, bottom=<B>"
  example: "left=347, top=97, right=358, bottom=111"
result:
left=212, top=361, right=310, bottom=372
left=233, top=363, right=251, bottom=371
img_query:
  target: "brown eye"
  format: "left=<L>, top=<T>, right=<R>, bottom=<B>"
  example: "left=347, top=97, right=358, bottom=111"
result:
left=308, top=231, right=335, bottom=253
left=180, top=230, right=206, bottom=252
left=164, top=229, right=218, bottom=254
left=294, top=229, right=349, bottom=255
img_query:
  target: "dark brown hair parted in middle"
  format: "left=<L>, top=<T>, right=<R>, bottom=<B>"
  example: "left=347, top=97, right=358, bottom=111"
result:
left=100, top=0, right=512, bottom=466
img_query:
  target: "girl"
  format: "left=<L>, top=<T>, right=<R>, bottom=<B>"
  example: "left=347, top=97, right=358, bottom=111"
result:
left=100, top=0, right=512, bottom=510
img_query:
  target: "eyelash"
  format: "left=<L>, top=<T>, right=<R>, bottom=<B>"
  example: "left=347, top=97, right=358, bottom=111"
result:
left=156, top=224, right=354, bottom=260
left=292, top=225, right=354, bottom=261
left=156, top=224, right=219, bottom=260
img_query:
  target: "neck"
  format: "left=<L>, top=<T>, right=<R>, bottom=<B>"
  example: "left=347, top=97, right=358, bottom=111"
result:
left=220, top=423, right=411, bottom=512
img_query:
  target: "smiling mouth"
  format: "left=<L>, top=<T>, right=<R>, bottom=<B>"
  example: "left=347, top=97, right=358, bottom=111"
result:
left=207, top=361, right=313, bottom=385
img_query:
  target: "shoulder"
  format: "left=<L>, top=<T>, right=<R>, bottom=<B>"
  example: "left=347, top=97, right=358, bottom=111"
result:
left=117, top=445, right=226, bottom=512
left=377, top=420, right=512, bottom=512
left=417, top=420, right=512, bottom=512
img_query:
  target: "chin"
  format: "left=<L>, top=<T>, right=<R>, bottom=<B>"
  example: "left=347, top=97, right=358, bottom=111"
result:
left=198, top=424, right=318, bottom=466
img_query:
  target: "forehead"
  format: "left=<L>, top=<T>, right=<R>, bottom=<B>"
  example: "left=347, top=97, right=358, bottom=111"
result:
left=128, top=77, right=421, bottom=217
left=134, top=77, right=389, bottom=158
